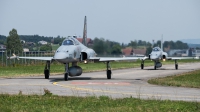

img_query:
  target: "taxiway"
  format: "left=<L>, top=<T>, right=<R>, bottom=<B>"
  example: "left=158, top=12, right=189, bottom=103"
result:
left=0, top=62, right=200, bottom=102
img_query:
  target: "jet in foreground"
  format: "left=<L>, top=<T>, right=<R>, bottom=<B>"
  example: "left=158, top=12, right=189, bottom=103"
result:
left=14, top=16, right=140, bottom=81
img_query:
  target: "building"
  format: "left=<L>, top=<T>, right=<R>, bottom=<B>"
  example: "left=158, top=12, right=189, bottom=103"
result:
left=168, top=49, right=188, bottom=56
left=25, top=42, right=35, bottom=46
left=122, top=47, right=146, bottom=57
left=38, top=40, right=48, bottom=45
left=168, top=49, right=200, bottom=57
left=0, top=44, right=6, bottom=55
left=77, top=38, right=93, bottom=46
left=23, top=48, right=29, bottom=52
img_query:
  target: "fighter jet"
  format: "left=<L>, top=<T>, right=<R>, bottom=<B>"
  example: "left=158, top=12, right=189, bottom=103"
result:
left=140, top=38, right=197, bottom=70
left=13, top=16, right=140, bottom=81
left=7, top=54, right=19, bottom=60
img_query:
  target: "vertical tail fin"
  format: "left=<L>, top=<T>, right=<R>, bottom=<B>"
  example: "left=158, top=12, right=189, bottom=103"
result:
left=161, top=34, right=163, bottom=51
left=82, top=16, right=87, bottom=46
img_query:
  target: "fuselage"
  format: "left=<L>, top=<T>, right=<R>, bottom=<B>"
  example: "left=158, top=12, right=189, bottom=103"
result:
left=53, top=37, right=96, bottom=63
left=149, top=47, right=168, bottom=61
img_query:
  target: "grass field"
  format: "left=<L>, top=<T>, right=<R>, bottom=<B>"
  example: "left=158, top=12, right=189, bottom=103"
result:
left=0, top=60, right=150, bottom=77
left=148, top=69, right=200, bottom=88
left=0, top=93, right=200, bottom=112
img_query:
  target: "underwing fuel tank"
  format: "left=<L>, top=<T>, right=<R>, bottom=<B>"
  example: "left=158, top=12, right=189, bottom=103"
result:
left=69, top=66, right=82, bottom=76
left=155, top=62, right=162, bottom=68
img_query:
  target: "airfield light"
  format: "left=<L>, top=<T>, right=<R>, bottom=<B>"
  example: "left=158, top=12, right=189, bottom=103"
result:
left=163, top=59, right=166, bottom=62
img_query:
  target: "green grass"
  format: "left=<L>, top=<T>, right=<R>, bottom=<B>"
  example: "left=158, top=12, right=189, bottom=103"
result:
left=148, top=69, right=200, bottom=88
left=52, top=44, right=60, bottom=50
left=0, top=61, right=153, bottom=77
left=0, top=93, right=200, bottom=112
left=0, top=59, right=200, bottom=77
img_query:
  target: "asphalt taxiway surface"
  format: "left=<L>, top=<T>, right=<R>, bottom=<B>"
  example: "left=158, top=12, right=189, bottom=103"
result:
left=0, top=62, right=200, bottom=102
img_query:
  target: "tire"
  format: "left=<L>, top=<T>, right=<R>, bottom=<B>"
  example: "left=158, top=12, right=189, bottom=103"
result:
left=64, top=73, right=69, bottom=81
left=175, top=64, right=178, bottom=70
left=107, top=70, right=112, bottom=79
left=44, top=69, right=49, bottom=79
left=141, top=64, right=144, bottom=69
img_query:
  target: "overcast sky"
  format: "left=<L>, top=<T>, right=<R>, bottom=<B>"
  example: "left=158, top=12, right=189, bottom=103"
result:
left=0, top=0, right=200, bottom=44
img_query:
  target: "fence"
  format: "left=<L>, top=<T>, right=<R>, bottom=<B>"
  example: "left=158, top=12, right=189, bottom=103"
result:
left=0, top=50, right=55, bottom=67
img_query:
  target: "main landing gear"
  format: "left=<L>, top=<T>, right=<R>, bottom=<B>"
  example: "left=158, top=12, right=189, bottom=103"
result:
left=175, top=60, right=178, bottom=70
left=154, top=61, right=157, bottom=70
left=106, top=61, right=112, bottom=79
left=141, top=60, right=144, bottom=69
left=44, top=61, right=50, bottom=79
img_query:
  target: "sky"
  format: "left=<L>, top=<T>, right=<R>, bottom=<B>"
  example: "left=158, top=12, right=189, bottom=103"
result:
left=0, top=0, right=200, bottom=44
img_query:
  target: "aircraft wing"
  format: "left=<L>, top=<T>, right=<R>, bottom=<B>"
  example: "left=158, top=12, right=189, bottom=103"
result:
left=89, top=57, right=144, bottom=62
left=19, top=57, right=53, bottom=61
left=166, top=57, right=198, bottom=60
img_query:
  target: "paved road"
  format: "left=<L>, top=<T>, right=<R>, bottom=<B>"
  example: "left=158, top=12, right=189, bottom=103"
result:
left=0, top=62, right=200, bottom=102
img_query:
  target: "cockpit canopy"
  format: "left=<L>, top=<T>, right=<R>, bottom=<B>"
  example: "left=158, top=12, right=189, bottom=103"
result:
left=62, top=40, right=74, bottom=45
left=152, top=47, right=161, bottom=51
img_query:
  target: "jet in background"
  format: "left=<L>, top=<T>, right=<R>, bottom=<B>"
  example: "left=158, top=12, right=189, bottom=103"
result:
left=7, top=54, right=19, bottom=60
left=14, top=16, right=140, bottom=81
left=140, top=38, right=197, bottom=70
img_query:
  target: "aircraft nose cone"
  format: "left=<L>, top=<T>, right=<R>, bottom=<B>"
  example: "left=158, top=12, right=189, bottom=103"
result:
left=54, top=52, right=69, bottom=59
left=150, top=55, right=159, bottom=60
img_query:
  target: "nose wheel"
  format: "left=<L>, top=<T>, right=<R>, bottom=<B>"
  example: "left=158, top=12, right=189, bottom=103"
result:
left=64, top=63, right=69, bottom=81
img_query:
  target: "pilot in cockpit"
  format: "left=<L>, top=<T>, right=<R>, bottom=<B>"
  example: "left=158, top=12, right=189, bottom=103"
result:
left=63, top=40, right=74, bottom=45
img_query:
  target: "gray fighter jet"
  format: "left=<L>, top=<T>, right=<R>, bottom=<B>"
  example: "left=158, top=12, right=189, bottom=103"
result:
left=140, top=38, right=197, bottom=70
left=15, top=16, right=140, bottom=81
left=7, top=53, right=19, bottom=60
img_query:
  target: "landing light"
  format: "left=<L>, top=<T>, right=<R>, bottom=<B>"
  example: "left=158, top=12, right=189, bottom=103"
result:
left=84, top=60, right=88, bottom=64
left=163, top=59, right=166, bottom=62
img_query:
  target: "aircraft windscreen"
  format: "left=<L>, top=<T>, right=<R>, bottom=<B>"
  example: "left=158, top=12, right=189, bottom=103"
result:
left=153, top=48, right=160, bottom=51
left=62, top=40, right=74, bottom=45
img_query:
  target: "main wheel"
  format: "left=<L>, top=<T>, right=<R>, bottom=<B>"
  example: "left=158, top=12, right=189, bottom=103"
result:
left=64, top=73, right=69, bottom=81
left=44, top=69, right=49, bottom=79
left=107, top=70, right=112, bottom=79
left=141, top=64, right=144, bottom=69
left=175, top=64, right=178, bottom=70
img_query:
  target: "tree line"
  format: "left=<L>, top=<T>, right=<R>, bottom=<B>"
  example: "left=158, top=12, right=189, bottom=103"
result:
left=2, top=29, right=189, bottom=56
left=92, top=38, right=189, bottom=55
